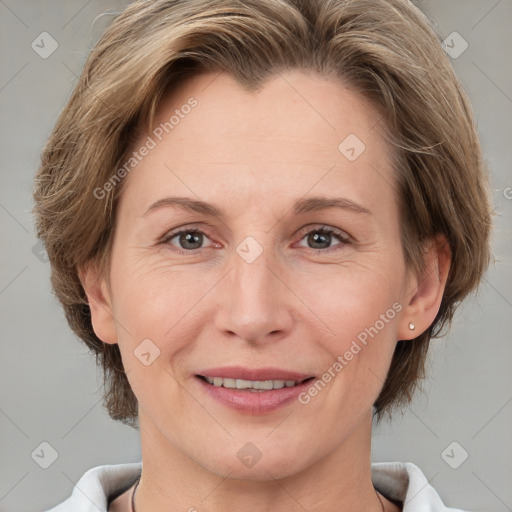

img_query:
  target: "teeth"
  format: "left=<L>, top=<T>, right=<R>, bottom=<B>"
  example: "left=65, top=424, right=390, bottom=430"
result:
left=203, top=376, right=299, bottom=390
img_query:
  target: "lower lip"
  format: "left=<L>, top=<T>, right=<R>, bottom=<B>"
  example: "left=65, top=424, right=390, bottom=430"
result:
left=196, top=376, right=313, bottom=414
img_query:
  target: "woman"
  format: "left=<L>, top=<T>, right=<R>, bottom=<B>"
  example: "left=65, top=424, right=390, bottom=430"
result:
left=34, top=0, right=492, bottom=510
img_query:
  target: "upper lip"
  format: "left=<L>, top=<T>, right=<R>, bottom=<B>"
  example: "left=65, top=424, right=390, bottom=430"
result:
left=197, top=366, right=313, bottom=382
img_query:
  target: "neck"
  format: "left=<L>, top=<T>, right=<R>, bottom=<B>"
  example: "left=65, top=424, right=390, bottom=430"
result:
left=134, top=409, right=391, bottom=512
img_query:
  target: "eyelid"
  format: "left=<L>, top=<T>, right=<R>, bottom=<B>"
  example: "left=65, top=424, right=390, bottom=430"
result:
left=294, top=223, right=352, bottom=242
left=159, top=223, right=216, bottom=246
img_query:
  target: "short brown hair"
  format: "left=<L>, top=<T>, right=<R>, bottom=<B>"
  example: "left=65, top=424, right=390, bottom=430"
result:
left=33, top=0, right=492, bottom=427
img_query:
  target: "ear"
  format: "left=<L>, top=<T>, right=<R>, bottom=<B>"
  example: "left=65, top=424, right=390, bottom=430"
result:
left=397, top=234, right=452, bottom=340
left=79, top=261, right=118, bottom=345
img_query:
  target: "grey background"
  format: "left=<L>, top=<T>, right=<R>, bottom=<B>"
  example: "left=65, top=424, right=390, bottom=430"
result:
left=0, top=1, right=511, bottom=511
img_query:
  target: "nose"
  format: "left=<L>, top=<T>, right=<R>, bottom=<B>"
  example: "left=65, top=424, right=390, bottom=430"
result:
left=213, top=243, right=294, bottom=345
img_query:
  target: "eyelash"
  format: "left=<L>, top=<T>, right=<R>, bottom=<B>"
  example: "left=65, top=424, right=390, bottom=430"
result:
left=159, top=224, right=352, bottom=255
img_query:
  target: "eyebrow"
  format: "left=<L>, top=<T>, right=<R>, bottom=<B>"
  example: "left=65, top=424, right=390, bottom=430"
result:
left=141, top=195, right=372, bottom=218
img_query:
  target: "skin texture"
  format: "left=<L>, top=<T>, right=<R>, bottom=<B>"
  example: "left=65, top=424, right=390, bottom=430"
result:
left=83, top=70, right=451, bottom=512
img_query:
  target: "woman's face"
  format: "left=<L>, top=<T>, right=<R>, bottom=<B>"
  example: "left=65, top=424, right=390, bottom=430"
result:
left=89, top=70, right=421, bottom=479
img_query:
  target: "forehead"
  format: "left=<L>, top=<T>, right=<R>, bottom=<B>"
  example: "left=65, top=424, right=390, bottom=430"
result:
left=118, top=70, right=397, bottom=219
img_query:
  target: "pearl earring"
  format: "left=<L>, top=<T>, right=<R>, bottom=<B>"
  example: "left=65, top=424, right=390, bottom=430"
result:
left=408, top=322, right=415, bottom=330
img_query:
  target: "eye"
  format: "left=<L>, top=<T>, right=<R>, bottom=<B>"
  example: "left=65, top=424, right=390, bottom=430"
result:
left=159, top=224, right=351, bottom=255
left=160, top=227, right=215, bottom=253
left=296, top=226, right=351, bottom=252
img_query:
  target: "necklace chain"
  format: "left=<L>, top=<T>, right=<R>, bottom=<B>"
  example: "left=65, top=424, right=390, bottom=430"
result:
left=376, top=489, right=385, bottom=512
left=131, top=476, right=139, bottom=512
left=131, top=477, right=385, bottom=512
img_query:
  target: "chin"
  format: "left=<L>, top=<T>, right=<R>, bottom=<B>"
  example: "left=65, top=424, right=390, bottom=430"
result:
left=198, top=444, right=313, bottom=482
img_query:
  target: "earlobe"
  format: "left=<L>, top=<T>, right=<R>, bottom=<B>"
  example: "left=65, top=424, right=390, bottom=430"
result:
left=398, top=235, right=452, bottom=340
left=79, top=262, right=118, bottom=345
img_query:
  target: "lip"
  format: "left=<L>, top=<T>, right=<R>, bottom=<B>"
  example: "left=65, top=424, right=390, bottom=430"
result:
left=195, top=366, right=315, bottom=414
left=196, top=366, right=312, bottom=382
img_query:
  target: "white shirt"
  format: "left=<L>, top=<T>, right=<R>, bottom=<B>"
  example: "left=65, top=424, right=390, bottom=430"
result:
left=44, top=461, right=467, bottom=511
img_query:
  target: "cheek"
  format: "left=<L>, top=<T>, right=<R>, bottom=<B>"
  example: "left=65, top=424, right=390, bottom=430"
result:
left=109, top=254, right=218, bottom=354
left=297, top=261, right=403, bottom=349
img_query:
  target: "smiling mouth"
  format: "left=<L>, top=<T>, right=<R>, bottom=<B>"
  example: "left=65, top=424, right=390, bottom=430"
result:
left=197, top=375, right=315, bottom=391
